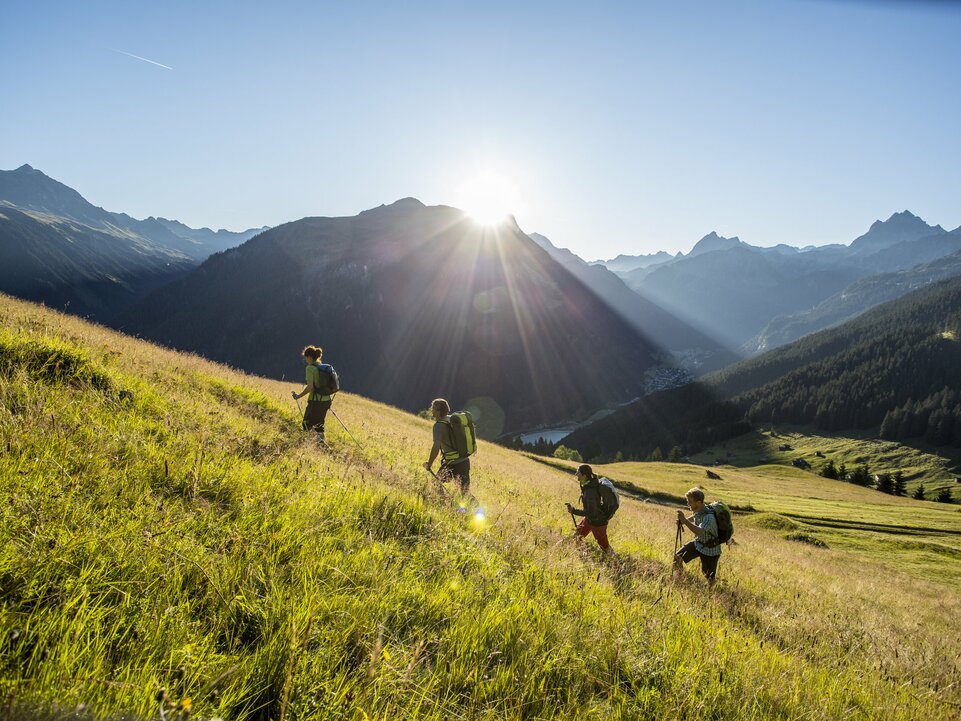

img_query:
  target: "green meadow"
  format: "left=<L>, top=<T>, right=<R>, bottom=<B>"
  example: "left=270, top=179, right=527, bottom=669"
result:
left=687, top=427, right=960, bottom=497
left=1, top=293, right=960, bottom=720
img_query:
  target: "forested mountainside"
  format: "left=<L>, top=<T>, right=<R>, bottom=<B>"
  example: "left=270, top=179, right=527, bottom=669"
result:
left=565, top=277, right=961, bottom=459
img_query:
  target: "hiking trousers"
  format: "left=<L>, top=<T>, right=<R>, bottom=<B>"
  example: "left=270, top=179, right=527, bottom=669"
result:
left=440, top=459, right=470, bottom=494
left=303, top=399, right=331, bottom=437
left=576, top=518, right=611, bottom=550
left=676, top=541, right=720, bottom=580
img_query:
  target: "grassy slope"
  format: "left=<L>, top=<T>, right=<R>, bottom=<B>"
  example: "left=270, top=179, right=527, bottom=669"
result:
left=1, top=294, right=960, bottom=720
left=687, top=427, right=960, bottom=497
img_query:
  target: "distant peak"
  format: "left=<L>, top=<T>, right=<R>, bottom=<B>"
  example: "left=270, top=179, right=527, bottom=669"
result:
left=15, top=164, right=39, bottom=173
left=689, top=231, right=742, bottom=256
left=359, top=197, right=427, bottom=217
left=388, top=197, right=425, bottom=208
left=871, top=210, right=927, bottom=229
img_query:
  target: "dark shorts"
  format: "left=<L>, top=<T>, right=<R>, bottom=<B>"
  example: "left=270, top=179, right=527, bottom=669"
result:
left=676, top=541, right=720, bottom=579
left=441, top=458, right=470, bottom=493
left=303, top=399, right=331, bottom=434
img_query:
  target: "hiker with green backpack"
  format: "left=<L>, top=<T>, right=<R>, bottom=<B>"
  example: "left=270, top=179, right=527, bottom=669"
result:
left=291, top=345, right=339, bottom=445
left=673, top=487, right=732, bottom=587
left=565, top=464, right=619, bottom=556
left=424, top=398, right=476, bottom=494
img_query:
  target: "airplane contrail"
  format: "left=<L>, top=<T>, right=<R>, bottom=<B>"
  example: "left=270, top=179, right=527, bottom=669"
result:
left=110, top=48, right=173, bottom=70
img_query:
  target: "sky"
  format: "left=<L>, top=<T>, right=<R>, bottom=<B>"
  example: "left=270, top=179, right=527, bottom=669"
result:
left=2, top=0, right=960, bottom=259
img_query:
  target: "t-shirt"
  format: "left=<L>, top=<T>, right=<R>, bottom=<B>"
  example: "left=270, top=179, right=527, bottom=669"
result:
left=433, top=417, right=467, bottom=466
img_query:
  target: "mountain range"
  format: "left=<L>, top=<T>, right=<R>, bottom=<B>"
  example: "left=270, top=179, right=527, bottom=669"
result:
left=564, top=275, right=961, bottom=459
left=528, top=233, right=736, bottom=370
left=6, top=163, right=961, bottom=443
left=590, top=212, right=961, bottom=351
left=0, top=165, right=266, bottom=319
left=119, top=201, right=669, bottom=435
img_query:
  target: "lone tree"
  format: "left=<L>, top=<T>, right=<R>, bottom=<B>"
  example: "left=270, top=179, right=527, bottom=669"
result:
left=649, top=447, right=663, bottom=462
left=820, top=460, right=839, bottom=480
left=893, top=471, right=907, bottom=496
left=913, top=483, right=926, bottom=500
left=936, top=487, right=953, bottom=503
left=668, top=445, right=683, bottom=463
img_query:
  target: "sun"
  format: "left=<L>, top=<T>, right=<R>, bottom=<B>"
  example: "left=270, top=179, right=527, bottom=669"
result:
left=456, top=172, right=519, bottom=226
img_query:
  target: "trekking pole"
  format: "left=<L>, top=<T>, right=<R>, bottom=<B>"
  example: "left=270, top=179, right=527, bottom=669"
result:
left=569, top=510, right=578, bottom=532
left=424, top=465, right=450, bottom=499
left=329, top=408, right=363, bottom=450
left=293, top=395, right=303, bottom=416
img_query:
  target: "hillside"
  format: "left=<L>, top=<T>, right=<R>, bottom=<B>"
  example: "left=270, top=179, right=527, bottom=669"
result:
left=605, top=212, right=956, bottom=349
left=622, top=244, right=864, bottom=345
left=0, top=165, right=265, bottom=320
left=122, top=201, right=661, bottom=435
left=528, top=232, right=736, bottom=370
left=2, top=293, right=960, bottom=719
left=0, top=203, right=194, bottom=320
left=565, top=277, right=961, bottom=465
left=0, top=165, right=266, bottom=261
left=745, top=248, right=961, bottom=355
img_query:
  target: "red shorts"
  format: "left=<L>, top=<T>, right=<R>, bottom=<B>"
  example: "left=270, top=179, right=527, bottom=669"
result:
left=576, top=518, right=610, bottom=549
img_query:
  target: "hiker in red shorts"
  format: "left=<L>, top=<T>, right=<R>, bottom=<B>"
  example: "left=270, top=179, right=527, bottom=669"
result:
left=565, top=464, right=617, bottom=556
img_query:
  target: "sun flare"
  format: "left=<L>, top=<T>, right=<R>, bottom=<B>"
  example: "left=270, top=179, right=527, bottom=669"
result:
left=456, top=172, right=519, bottom=226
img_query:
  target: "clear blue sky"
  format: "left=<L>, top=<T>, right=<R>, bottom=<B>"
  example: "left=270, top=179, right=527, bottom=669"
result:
left=2, top=0, right=959, bottom=259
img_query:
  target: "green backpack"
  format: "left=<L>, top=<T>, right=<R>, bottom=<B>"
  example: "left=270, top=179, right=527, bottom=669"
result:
left=441, top=411, right=477, bottom=463
left=704, top=501, right=733, bottom=547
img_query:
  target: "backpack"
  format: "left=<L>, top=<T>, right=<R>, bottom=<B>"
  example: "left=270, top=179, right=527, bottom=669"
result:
left=440, top=411, right=477, bottom=463
left=597, top=477, right=620, bottom=519
left=704, top=501, right=733, bottom=547
left=313, top=363, right=340, bottom=397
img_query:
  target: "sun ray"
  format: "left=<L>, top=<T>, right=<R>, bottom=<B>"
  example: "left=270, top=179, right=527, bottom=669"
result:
left=456, top=172, right=519, bottom=226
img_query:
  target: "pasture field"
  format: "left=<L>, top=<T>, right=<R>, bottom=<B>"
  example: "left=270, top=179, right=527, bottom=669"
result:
left=687, top=427, right=960, bottom=497
left=1, top=293, right=959, bottom=720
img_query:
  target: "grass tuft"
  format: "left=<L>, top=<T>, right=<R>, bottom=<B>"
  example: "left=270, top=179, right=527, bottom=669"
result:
left=784, top=532, right=828, bottom=547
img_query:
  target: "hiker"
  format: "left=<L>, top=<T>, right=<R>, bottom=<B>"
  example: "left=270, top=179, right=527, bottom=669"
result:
left=673, top=487, right=721, bottom=586
left=424, top=398, right=471, bottom=494
left=291, top=345, right=337, bottom=444
left=565, top=464, right=617, bottom=555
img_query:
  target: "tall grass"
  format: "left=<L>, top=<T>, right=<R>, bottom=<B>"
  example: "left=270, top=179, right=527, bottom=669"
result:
left=1, top=294, right=959, bottom=720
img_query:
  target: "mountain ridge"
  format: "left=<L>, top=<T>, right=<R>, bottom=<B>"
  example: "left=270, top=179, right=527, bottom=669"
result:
left=121, top=202, right=664, bottom=433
